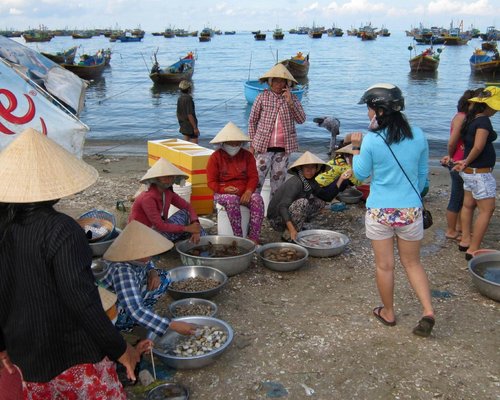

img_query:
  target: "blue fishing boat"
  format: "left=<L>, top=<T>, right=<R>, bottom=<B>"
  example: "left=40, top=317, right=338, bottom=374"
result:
left=117, top=34, right=142, bottom=42
left=243, top=80, right=305, bottom=104
left=149, top=52, right=195, bottom=84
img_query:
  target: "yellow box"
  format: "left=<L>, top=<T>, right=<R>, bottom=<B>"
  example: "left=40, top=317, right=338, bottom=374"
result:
left=192, top=199, right=215, bottom=215
left=191, top=184, right=213, bottom=197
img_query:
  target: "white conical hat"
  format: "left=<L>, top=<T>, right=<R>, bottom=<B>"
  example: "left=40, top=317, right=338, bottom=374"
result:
left=288, top=151, right=330, bottom=174
left=259, top=63, right=298, bottom=85
left=209, top=122, right=250, bottom=144
left=0, top=127, right=98, bottom=203
left=335, top=143, right=355, bottom=155
left=103, top=220, right=174, bottom=262
left=140, top=158, right=188, bottom=183
left=98, top=286, right=117, bottom=312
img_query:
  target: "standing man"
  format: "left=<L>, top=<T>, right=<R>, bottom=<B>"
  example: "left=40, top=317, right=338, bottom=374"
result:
left=177, top=80, right=199, bottom=143
left=248, top=64, right=306, bottom=198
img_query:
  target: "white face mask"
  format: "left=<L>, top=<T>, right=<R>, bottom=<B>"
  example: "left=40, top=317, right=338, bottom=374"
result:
left=222, top=143, right=241, bottom=156
left=368, top=115, right=379, bottom=130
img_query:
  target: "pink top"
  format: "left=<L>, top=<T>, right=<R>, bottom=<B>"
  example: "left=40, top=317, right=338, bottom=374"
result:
left=269, top=115, right=285, bottom=148
left=451, top=111, right=465, bottom=161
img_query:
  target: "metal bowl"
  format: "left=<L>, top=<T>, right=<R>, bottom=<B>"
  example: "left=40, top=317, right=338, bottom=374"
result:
left=147, top=382, right=189, bottom=400
left=89, top=228, right=121, bottom=257
left=175, top=235, right=256, bottom=277
left=294, top=229, right=350, bottom=258
left=468, top=251, right=500, bottom=302
left=167, top=265, right=228, bottom=300
left=337, top=188, right=363, bottom=204
left=150, top=316, right=234, bottom=369
left=169, top=298, right=218, bottom=318
left=198, top=217, right=216, bottom=230
left=91, top=259, right=109, bottom=280
left=256, top=242, right=308, bottom=272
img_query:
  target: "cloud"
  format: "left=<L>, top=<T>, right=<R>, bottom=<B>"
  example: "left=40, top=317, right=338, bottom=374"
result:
left=9, top=8, right=24, bottom=15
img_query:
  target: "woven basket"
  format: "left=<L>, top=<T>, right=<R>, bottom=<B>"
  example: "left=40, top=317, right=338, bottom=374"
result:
left=77, top=209, right=116, bottom=242
left=78, top=217, right=115, bottom=242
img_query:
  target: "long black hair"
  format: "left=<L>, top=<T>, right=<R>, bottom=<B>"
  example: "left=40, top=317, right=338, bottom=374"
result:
left=460, top=88, right=488, bottom=139
left=371, top=107, right=413, bottom=145
left=0, top=200, right=58, bottom=243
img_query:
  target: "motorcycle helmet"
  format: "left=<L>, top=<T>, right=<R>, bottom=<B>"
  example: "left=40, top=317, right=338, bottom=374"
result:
left=358, top=83, right=405, bottom=113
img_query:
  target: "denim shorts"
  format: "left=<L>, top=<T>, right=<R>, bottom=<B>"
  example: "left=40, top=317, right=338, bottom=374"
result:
left=460, top=172, right=496, bottom=200
left=365, top=211, right=424, bottom=241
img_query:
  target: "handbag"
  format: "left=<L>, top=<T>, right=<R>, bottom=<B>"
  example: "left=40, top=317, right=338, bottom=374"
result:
left=377, top=134, right=433, bottom=230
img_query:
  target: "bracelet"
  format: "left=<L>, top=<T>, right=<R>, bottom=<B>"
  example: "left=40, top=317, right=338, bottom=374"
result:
left=352, top=146, right=361, bottom=151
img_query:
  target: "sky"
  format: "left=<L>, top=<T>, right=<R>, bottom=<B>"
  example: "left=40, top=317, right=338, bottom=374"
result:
left=0, top=0, right=499, bottom=33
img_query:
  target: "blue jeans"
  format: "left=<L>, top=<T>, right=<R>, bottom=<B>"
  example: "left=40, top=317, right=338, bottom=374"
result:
left=447, top=170, right=464, bottom=213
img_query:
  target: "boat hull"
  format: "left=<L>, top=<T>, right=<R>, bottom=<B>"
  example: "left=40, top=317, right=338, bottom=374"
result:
left=279, top=57, right=310, bottom=79
left=244, top=80, right=304, bottom=104
left=470, top=60, right=500, bottom=74
left=41, top=46, right=78, bottom=65
left=62, top=62, right=106, bottom=80
left=149, top=56, right=195, bottom=84
left=410, top=55, right=439, bottom=72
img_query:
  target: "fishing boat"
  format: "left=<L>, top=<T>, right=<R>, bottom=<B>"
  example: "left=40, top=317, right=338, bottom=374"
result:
left=117, top=33, right=142, bottom=42
left=254, top=32, right=266, bottom=41
left=273, top=28, right=284, bottom=40
left=442, top=22, right=470, bottom=45
left=409, top=46, right=442, bottom=72
left=62, top=52, right=107, bottom=80
left=199, top=28, right=212, bottom=42
left=279, top=52, right=310, bottom=79
left=243, top=80, right=305, bottom=104
left=469, top=48, right=500, bottom=75
left=22, top=32, right=53, bottom=42
left=41, top=46, right=78, bottom=65
left=71, top=32, right=93, bottom=39
left=149, top=51, right=195, bottom=84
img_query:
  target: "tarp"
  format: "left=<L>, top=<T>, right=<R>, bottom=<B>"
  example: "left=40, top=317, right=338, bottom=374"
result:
left=0, top=36, right=89, bottom=156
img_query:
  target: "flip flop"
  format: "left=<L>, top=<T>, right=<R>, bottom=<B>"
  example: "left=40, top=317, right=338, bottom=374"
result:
left=445, top=233, right=461, bottom=241
left=458, top=244, right=469, bottom=252
left=412, top=316, right=435, bottom=337
left=372, top=306, right=396, bottom=327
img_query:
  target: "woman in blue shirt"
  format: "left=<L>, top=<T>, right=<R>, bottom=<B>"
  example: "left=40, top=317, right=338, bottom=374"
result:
left=351, top=84, right=435, bottom=338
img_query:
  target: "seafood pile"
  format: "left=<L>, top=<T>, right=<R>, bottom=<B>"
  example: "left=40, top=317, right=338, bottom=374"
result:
left=170, top=276, right=221, bottom=292
left=172, top=303, right=214, bottom=317
left=296, top=233, right=344, bottom=248
left=168, top=325, right=228, bottom=357
left=262, top=247, right=304, bottom=262
left=187, top=240, right=245, bottom=258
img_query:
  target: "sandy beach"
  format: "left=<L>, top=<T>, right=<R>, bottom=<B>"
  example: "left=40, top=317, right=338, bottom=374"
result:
left=56, top=153, right=500, bottom=400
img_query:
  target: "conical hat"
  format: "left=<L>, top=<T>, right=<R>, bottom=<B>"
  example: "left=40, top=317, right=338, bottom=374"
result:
left=98, top=286, right=117, bottom=312
left=140, top=158, right=188, bottom=183
left=0, top=128, right=98, bottom=203
left=288, top=151, right=330, bottom=174
left=335, top=143, right=355, bottom=155
left=259, top=63, right=298, bottom=85
left=103, top=220, right=174, bottom=261
left=209, top=122, right=250, bottom=144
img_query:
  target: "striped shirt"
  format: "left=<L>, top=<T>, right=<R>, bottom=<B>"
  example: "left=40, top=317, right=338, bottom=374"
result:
left=248, top=89, right=306, bottom=154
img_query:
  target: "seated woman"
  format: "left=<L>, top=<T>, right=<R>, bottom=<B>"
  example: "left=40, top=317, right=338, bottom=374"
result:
left=129, top=157, right=204, bottom=243
left=316, top=141, right=364, bottom=192
left=267, top=151, right=352, bottom=242
left=207, top=122, right=264, bottom=245
left=102, top=220, right=196, bottom=337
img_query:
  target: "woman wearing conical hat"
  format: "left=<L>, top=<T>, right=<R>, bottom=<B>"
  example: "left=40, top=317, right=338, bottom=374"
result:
left=267, top=151, right=352, bottom=242
left=206, top=122, right=265, bottom=245
left=248, top=63, right=306, bottom=201
left=101, top=220, right=197, bottom=337
left=0, top=128, right=141, bottom=397
left=129, top=157, right=205, bottom=243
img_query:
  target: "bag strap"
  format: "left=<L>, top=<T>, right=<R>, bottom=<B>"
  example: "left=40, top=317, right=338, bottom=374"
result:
left=376, top=133, right=425, bottom=208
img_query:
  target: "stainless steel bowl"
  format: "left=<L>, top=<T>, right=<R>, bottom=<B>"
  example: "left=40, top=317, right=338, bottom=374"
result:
left=169, top=298, right=218, bottom=318
left=89, top=228, right=121, bottom=257
left=91, top=259, right=109, bottom=280
left=468, top=251, right=500, bottom=302
left=337, top=188, right=363, bottom=204
left=256, top=242, right=308, bottom=272
left=294, top=229, right=350, bottom=258
left=167, top=265, right=228, bottom=300
left=147, top=382, right=189, bottom=400
left=175, top=235, right=256, bottom=277
left=150, top=316, right=234, bottom=369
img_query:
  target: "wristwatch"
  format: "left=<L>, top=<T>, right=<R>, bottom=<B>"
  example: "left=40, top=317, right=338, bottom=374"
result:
left=352, top=146, right=361, bottom=151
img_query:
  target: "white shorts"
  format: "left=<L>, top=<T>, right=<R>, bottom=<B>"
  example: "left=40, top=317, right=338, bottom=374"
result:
left=460, top=172, right=496, bottom=200
left=365, top=212, right=424, bottom=241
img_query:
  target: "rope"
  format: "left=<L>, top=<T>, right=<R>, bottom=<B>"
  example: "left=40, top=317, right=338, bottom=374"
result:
left=89, top=91, right=242, bottom=156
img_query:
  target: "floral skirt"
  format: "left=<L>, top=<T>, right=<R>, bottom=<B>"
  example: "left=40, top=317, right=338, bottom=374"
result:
left=23, top=358, right=125, bottom=400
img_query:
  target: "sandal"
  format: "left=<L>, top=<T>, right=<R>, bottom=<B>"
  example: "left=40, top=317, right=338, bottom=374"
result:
left=412, top=316, right=435, bottom=337
left=372, top=306, right=396, bottom=326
